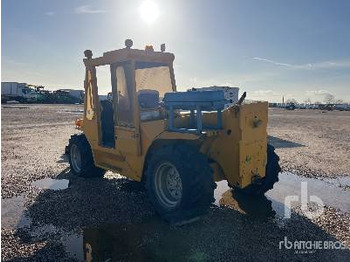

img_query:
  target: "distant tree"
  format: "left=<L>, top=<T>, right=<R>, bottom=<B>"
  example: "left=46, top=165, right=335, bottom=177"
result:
left=324, top=94, right=334, bottom=104
left=335, top=99, right=344, bottom=104
left=304, top=98, right=312, bottom=104
left=314, top=101, right=321, bottom=105
left=286, top=98, right=298, bottom=104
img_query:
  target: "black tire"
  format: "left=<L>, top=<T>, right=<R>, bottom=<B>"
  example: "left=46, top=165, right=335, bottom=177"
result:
left=239, top=144, right=281, bottom=196
left=145, top=144, right=216, bottom=224
left=67, top=134, right=106, bottom=178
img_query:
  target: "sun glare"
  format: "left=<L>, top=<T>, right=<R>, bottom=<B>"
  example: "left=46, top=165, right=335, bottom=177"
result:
left=139, top=1, right=159, bottom=24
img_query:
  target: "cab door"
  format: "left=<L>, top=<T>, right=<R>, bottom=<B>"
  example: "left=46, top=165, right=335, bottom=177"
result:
left=93, top=62, right=141, bottom=179
left=111, top=62, right=141, bottom=156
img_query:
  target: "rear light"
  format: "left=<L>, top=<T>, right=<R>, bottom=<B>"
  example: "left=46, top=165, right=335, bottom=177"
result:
left=75, top=118, right=83, bottom=129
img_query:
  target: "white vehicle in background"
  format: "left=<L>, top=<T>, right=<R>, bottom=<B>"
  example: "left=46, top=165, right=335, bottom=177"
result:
left=1, top=82, right=38, bottom=103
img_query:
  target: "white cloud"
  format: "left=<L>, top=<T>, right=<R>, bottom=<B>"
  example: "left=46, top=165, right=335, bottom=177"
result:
left=253, top=57, right=296, bottom=68
left=44, top=11, right=55, bottom=16
left=306, top=90, right=332, bottom=96
left=253, top=89, right=274, bottom=95
left=74, top=5, right=107, bottom=14
left=253, top=57, right=350, bottom=70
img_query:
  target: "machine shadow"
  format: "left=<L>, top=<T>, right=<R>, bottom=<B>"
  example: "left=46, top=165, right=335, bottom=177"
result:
left=12, top=169, right=350, bottom=261
left=268, top=135, right=305, bottom=148
left=56, top=154, right=69, bottom=164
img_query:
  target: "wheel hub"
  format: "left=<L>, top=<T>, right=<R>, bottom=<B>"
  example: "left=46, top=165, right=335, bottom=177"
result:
left=70, top=144, right=82, bottom=173
left=166, top=167, right=182, bottom=200
left=155, top=162, right=182, bottom=209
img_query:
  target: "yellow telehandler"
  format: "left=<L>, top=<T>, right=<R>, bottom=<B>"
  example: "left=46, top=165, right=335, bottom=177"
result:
left=66, top=40, right=280, bottom=223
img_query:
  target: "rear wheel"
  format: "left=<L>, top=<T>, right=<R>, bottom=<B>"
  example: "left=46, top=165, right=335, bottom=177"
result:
left=239, top=144, right=280, bottom=196
left=145, top=144, right=216, bottom=224
left=67, top=134, right=106, bottom=178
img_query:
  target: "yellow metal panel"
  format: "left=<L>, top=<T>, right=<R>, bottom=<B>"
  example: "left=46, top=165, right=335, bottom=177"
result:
left=202, top=102, right=268, bottom=188
left=140, top=120, right=166, bottom=153
left=115, top=127, right=140, bottom=154
left=93, top=147, right=124, bottom=170
left=82, top=66, right=100, bottom=148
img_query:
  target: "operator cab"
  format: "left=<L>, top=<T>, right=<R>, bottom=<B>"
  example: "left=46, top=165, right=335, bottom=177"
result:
left=83, top=40, right=175, bottom=149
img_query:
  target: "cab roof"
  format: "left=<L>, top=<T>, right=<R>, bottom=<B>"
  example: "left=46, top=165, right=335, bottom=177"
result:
left=83, top=47, right=175, bottom=67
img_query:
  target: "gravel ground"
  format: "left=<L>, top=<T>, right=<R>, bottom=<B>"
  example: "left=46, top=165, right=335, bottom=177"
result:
left=268, top=108, right=350, bottom=179
left=1, top=105, right=350, bottom=261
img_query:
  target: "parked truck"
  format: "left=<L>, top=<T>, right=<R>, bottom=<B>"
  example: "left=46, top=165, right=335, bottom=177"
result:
left=57, top=89, right=84, bottom=103
left=1, top=82, right=38, bottom=103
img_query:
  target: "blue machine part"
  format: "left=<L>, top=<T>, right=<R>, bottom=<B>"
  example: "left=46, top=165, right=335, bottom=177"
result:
left=163, top=90, right=229, bottom=133
left=164, top=90, right=227, bottom=110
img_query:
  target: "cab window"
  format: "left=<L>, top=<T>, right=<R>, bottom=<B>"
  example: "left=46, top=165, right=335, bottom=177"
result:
left=116, top=65, right=134, bottom=126
left=135, top=62, right=173, bottom=99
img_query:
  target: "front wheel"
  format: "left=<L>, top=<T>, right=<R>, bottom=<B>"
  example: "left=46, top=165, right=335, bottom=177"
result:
left=145, top=144, right=215, bottom=224
left=67, top=134, right=106, bottom=178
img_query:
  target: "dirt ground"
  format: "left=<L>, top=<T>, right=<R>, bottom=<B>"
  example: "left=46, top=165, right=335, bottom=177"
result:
left=268, top=108, right=350, bottom=178
left=1, top=105, right=350, bottom=261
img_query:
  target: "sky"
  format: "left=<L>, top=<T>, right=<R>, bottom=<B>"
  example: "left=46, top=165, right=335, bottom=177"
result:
left=2, top=0, right=350, bottom=103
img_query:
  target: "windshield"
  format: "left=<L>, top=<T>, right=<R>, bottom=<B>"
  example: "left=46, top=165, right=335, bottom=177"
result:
left=135, top=62, right=173, bottom=98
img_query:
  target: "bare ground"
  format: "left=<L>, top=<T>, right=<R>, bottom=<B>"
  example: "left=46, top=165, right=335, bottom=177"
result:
left=268, top=108, right=350, bottom=178
left=1, top=105, right=350, bottom=261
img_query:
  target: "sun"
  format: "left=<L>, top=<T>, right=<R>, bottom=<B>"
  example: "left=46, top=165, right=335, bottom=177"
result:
left=139, top=1, right=159, bottom=24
